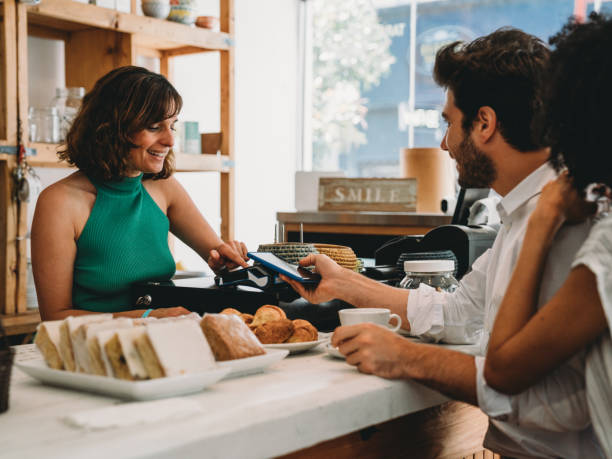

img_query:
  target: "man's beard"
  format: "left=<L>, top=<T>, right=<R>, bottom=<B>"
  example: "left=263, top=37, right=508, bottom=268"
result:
left=455, top=136, right=497, bottom=188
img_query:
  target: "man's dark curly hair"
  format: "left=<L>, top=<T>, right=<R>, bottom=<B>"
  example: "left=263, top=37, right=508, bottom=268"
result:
left=433, top=28, right=550, bottom=152
left=545, top=13, right=612, bottom=192
left=58, top=66, right=182, bottom=182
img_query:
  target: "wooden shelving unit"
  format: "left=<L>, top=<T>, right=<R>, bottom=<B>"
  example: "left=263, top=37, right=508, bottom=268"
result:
left=27, top=142, right=233, bottom=172
left=0, top=0, right=235, bottom=335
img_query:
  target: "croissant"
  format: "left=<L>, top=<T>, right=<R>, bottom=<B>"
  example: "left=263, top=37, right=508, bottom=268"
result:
left=250, top=305, right=287, bottom=328
left=286, top=319, right=318, bottom=343
left=254, top=319, right=294, bottom=344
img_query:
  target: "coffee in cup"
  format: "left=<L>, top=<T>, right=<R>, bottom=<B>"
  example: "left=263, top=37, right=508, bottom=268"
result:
left=338, top=308, right=402, bottom=332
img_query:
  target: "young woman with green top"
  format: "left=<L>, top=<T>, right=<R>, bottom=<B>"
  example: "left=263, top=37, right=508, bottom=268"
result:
left=31, top=66, right=248, bottom=320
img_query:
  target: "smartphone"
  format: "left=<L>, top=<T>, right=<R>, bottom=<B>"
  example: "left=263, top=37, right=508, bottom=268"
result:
left=247, top=252, right=321, bottom=284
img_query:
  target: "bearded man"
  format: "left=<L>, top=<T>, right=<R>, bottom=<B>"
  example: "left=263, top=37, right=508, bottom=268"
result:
left=283, top=29, right=601, bottom=458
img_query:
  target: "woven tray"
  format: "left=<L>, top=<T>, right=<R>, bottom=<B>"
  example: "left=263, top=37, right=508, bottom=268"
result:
left=257, top=243, right=319, bottom=265
left=313, top=244, right=358, bottom=270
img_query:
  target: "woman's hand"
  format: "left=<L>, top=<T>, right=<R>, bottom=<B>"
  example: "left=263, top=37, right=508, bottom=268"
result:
left=532, top=173, right=596, bottom=231
left=280, top=254, right=350, bottom=304
left=208, top=240, right=249, bottom=272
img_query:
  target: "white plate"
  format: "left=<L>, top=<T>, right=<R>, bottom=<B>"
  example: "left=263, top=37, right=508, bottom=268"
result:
left=15, top=360, right=230, bottom=401
left=324, top=343, right=345, bottom=360
left=262, top=335, right=330, bottom=354
left=217, top=348, right=289, bottom=378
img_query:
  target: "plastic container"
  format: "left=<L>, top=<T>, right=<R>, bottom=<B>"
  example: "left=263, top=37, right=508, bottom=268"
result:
left=399, top=259, right=459, bottom=293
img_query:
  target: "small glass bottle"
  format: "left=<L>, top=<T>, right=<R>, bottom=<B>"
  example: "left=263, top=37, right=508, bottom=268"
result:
left=399, top=259, right=459, bottom=293
left=50, top=88, right=68, bottom=140
left=51, top=87, right=85, bottom=141
left=28, top=107, right=60, bottom=143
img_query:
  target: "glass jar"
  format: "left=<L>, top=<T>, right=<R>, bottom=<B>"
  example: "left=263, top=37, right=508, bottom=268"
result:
left=399, top=259, right=459, bottom=293
left=28, top=107, right=60, bottom=143
left=51, top=86, right=85, bottom=141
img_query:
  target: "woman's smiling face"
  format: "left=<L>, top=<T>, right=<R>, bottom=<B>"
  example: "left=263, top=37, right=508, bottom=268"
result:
left=126, top=116, right=178, bottom=176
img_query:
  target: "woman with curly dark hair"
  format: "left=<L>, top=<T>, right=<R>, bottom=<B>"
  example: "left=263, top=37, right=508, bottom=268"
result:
left=31, top=66, right=248, bottom=320
left=484, top=13, right=612, bottom=456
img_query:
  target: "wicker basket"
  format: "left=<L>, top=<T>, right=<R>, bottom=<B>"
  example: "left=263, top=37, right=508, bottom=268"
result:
left=0, top=321, right=14, bottom=414
left=257, top=242, right=319, bottom=265
left=313, top=244, right=358, bottom=271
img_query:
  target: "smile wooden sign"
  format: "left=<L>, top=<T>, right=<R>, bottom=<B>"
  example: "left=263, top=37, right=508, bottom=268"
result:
left=318, top=178, right=417, bottom=212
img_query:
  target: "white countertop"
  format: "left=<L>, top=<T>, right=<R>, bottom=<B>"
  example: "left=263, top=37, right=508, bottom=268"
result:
left=2, top=342, right=479, bottom=459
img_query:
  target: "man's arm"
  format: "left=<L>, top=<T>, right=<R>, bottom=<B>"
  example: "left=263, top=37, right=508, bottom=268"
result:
left=332, top=323, right=477, bottom=404
left=281, top=254, right=411, bottom=329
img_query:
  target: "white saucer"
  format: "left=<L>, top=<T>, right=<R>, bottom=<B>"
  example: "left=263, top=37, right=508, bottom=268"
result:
left=324, top=343, right=345, bottom=359
left=263, top=336, right=329, bottom=354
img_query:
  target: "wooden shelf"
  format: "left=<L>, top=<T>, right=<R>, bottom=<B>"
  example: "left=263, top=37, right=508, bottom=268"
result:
left=27, top=142, right=232, bottom=172
left=1, top=310, right=41, bottom=336
left=174, top=152, right=233, bottom=172
left=26, top=0, right=232, bottom=53
left=1, top=0, right=235, bottom=318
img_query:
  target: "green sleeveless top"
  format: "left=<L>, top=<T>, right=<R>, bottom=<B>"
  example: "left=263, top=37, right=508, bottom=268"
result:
left=72, top=173, right=176, bottom=312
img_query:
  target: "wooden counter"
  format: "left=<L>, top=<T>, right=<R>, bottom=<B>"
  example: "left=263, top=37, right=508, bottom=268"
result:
left=277, top=211, right=451, bottom=258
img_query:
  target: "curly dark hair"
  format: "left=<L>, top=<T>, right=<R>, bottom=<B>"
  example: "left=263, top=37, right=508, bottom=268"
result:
left=545, top=13, right=612, bottom=192
left=58, top=66, right=182, bottom=182
left=433, top=28, right=550, bottom=152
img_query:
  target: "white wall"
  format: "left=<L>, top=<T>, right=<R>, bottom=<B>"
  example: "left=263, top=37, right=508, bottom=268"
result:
left=26, top=0, right=299, bottom=273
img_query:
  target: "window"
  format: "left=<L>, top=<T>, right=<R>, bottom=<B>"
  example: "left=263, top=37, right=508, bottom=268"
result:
left=300, top=0, right=612, bottom=177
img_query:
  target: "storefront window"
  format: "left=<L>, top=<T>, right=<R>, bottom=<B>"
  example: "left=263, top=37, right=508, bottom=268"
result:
left=302, top=0, right=612, bottom=177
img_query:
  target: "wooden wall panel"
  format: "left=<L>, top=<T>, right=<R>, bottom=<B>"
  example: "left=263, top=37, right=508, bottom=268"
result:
left=280, top=401, right=498, bottom=459
left=1, top=161, right=17, bottom=314
left=65, top=29, right=135, bottom=91
left=219, top=0, right=234, bottom=242
left=1, top=0, right=18, bottom=144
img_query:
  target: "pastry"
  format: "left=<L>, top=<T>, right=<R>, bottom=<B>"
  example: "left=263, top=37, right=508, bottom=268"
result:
left=200, top=313, right=265, bottom=361
left=221, top=308, right=254, bottom=326
left=96, top=329, right=120, bottom=377
left=250, top=305, right=286, bottom=328
left=59, top=314, right=113, bottom=372
left=135, top=321, right=216, bottom=378
left=254, top=319, right=294, bottom=344
left=104, top=327, right=149, bottom=381
left=286, top=319, right=318, bottom=343
left=241, top=313, right=254, bottom=326
left=34, top=320, right=64, bottom=370
left=85, top=319, right=134, bottom=376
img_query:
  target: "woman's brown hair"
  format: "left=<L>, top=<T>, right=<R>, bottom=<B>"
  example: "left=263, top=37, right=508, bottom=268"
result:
left=58, top=66, right=183, bottom=182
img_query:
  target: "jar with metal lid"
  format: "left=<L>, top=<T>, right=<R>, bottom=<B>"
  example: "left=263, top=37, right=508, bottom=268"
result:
left=399, top=259, right=459, bottom=293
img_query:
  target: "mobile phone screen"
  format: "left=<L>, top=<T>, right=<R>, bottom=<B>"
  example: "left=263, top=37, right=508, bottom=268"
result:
left=247, top=252, right=321, bottom=284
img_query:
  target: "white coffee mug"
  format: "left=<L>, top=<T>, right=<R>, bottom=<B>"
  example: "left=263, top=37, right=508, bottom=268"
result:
left=338, top=308, right=402, bottom=332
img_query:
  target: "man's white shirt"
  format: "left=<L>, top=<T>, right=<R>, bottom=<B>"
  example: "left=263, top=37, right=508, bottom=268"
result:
left=406, top=163, right=602, bottom=458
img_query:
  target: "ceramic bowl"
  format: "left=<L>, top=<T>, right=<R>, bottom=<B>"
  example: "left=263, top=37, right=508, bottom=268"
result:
left=167, top=4, right=197, bottom=25
left=195, top=15, right=219, bottom=30
left=142, top=1, right=170, bottom=19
